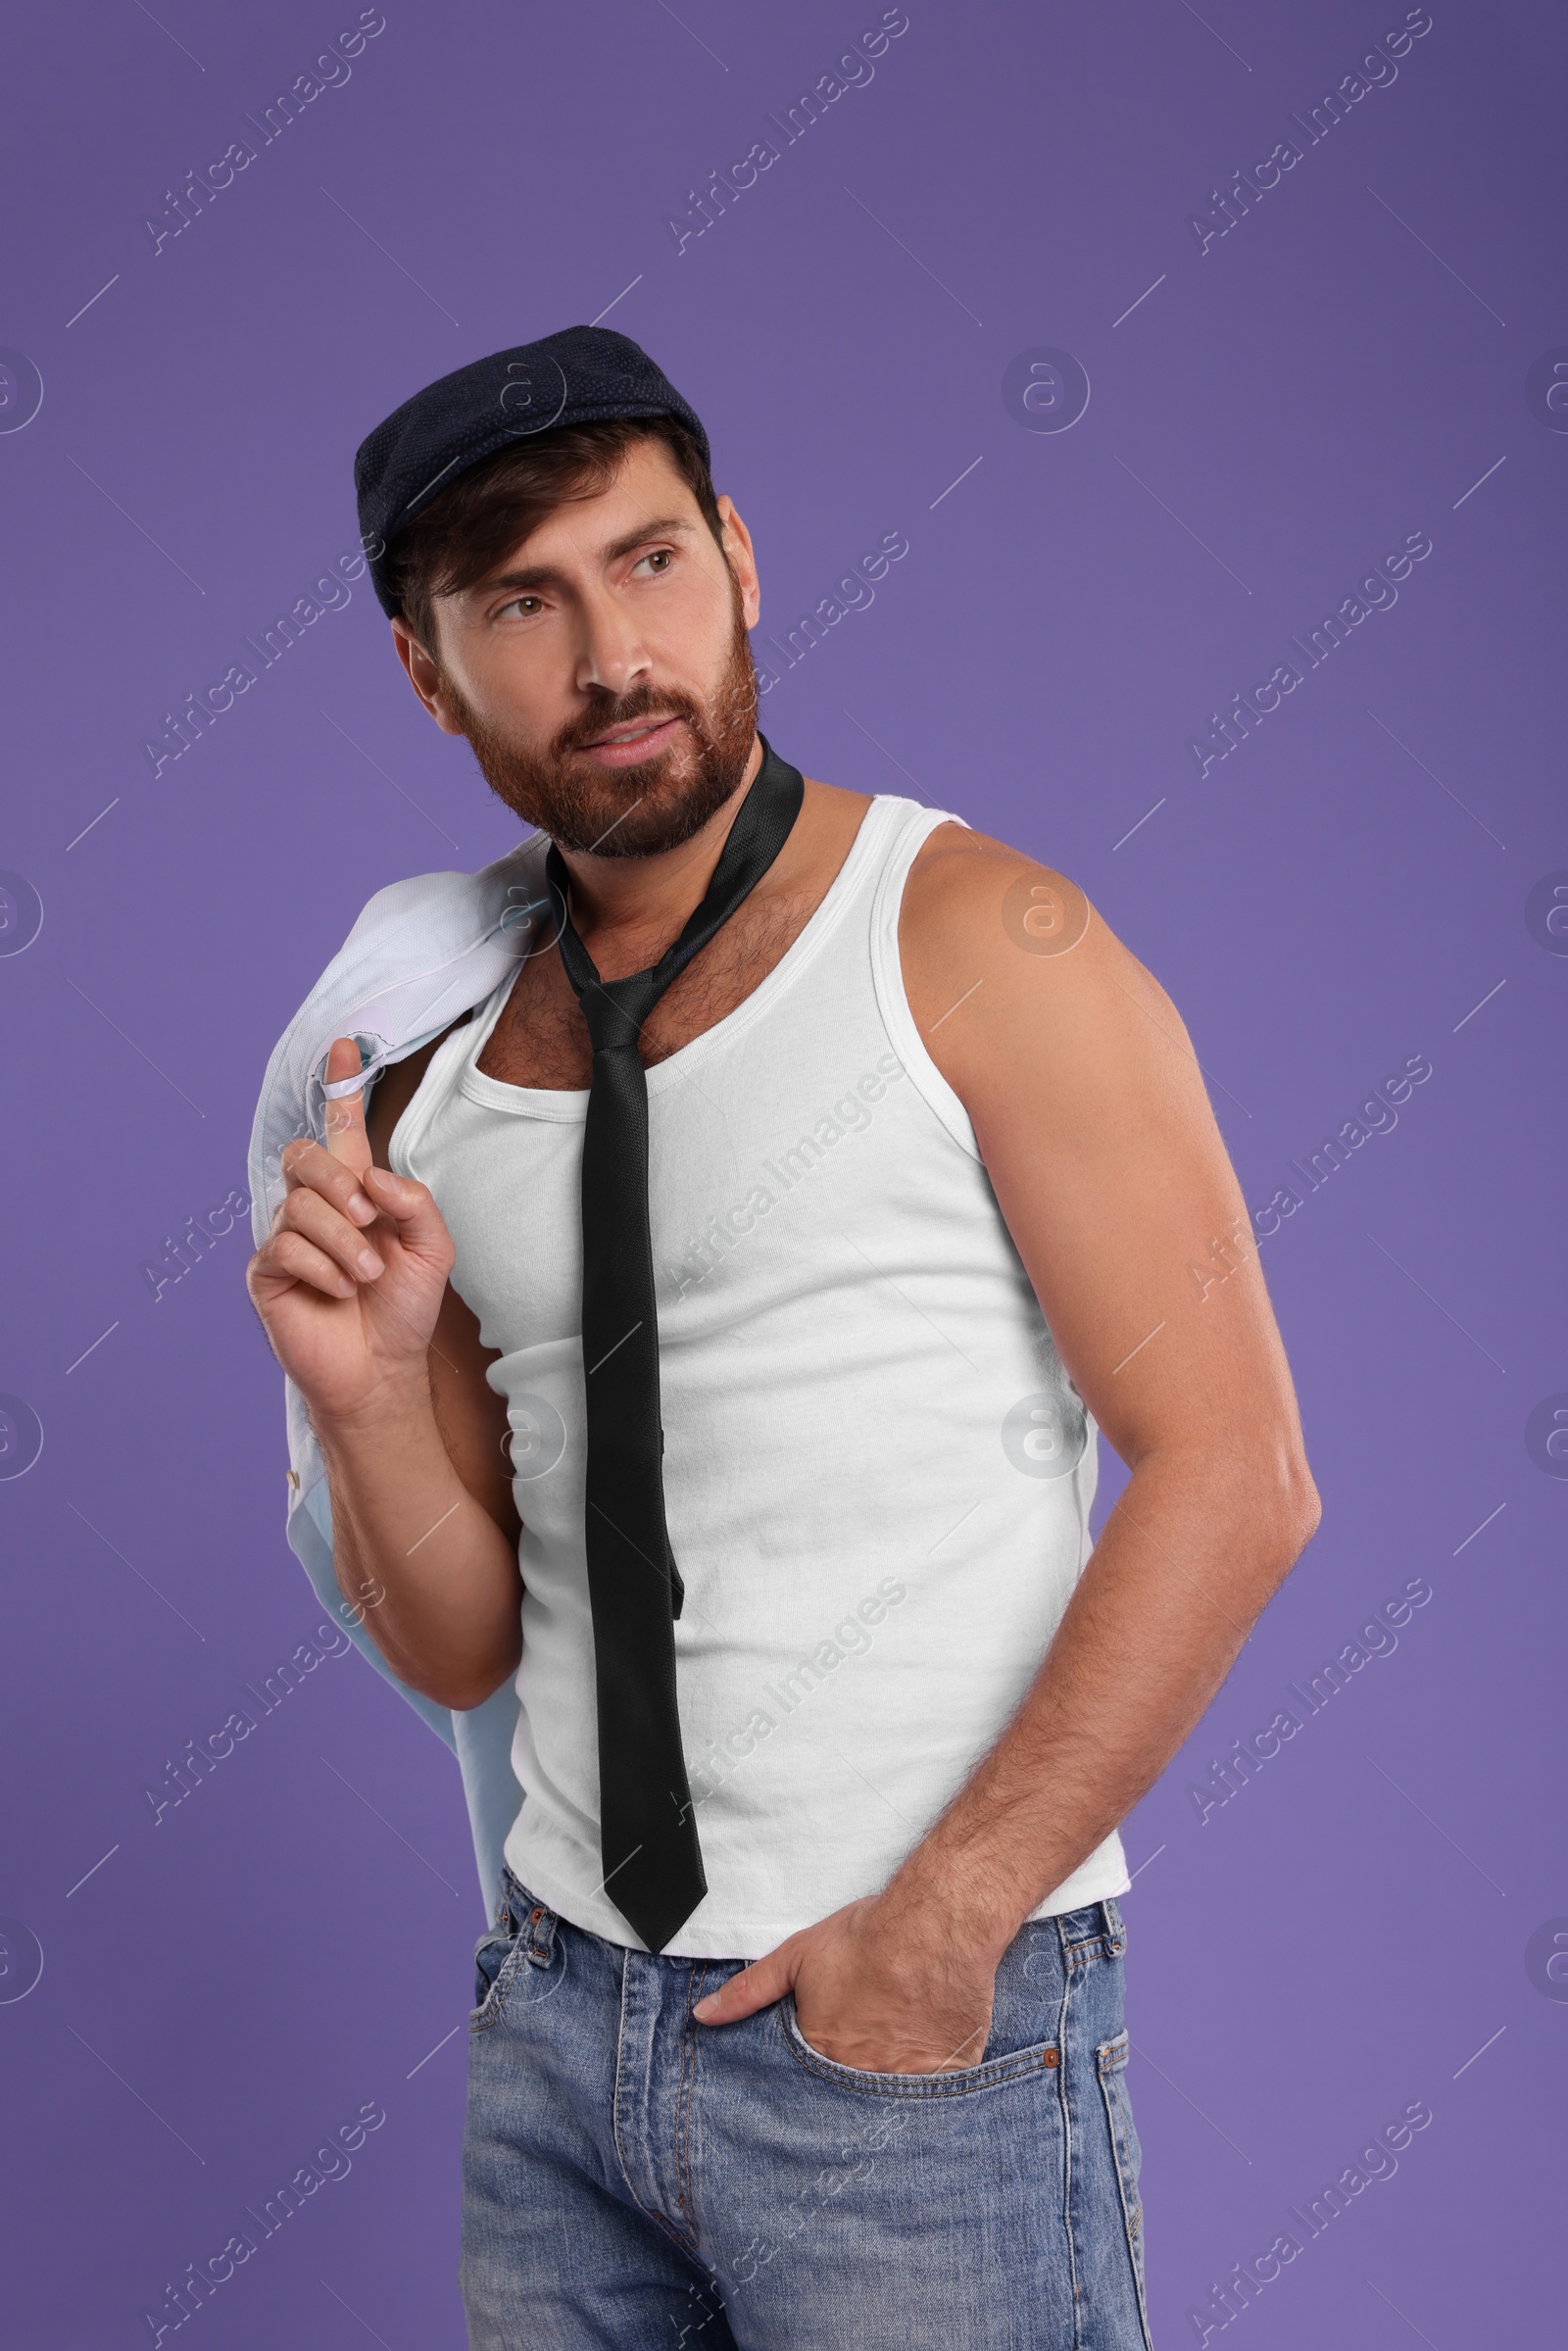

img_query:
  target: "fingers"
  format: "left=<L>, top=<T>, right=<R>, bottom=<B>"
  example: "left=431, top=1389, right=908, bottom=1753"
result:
left=270, top=1138, right=452, bottom=1277
left=359, top=1163, right=456, bottom=1272
left=694, top=1941, right=797, bottom=2025
left=258, top=1226, right=364, bottom=1301
left=272, top=1183, right=386, bottom=1289
left=280, top=1108, right=377, bottom=1226
left=322, top=1035, right=373, bottom=1175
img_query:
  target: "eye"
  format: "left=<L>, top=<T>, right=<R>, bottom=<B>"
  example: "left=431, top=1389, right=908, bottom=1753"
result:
left=495, top=594, right=543, bottom=619
left=636, top=548, right=675, bottom=574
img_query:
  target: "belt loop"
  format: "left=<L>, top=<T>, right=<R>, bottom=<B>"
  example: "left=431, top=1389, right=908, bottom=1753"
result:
left=1102, top=1894, right=1125, bottom=1954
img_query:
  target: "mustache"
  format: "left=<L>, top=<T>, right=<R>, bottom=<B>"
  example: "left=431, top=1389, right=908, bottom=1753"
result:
left=560, top=695, right=698, bottom=754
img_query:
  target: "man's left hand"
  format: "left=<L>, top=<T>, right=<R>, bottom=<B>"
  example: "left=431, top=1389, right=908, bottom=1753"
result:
left=692, top=1889, right=1001, bottom=2074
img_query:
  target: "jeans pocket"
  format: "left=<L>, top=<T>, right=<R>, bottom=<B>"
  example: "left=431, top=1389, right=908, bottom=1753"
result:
left=780, top=1986, right=1060, bottom=2097
left=1097, top=2030, right=1153, bottom=2348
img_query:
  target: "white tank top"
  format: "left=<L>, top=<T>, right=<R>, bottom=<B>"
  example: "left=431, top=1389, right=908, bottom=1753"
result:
left=389, top=794, right=1130, bottom=1956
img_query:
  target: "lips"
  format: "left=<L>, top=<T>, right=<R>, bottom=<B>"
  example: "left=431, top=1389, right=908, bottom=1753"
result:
left=576, top=712, right=685, bottom=766
left=584, top=714, right=677, bottom=749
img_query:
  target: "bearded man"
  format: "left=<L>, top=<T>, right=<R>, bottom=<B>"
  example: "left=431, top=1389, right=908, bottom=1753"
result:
left=246, top=324, right=1319, bottom=2349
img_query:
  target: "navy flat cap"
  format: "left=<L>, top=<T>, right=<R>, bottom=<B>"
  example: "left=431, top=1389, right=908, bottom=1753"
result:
left=354, top=324, right=711, bottom=617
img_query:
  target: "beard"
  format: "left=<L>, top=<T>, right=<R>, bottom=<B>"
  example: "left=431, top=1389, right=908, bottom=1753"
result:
left=442, top=581, right=761, bottom=858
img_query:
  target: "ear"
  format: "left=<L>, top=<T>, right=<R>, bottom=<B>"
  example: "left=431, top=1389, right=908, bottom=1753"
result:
left=715, top=494, right=761, bottom=631
left=391, top=615, right=467, bottom=736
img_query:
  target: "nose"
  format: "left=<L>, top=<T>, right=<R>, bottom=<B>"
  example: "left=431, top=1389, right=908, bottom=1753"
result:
left=574, top=590, right=655, bottom=707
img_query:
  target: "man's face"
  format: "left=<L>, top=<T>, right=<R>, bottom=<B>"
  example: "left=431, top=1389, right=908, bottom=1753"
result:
left=394, top=437, right=763, bottom=858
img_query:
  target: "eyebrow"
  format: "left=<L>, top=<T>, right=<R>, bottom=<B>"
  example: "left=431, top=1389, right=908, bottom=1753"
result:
left=467, top=515, right=699, bottom=598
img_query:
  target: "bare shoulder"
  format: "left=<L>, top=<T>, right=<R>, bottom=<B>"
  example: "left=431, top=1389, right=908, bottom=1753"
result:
left=898, top=819, right=1179, bottom=1059
left=901, top=819, right=1086, bottom=945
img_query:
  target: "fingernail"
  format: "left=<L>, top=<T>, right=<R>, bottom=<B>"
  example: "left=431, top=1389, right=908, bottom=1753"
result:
left=693, top=1995, right=718, bottom=2021
left=347, top=1193, right=374, bottom=1223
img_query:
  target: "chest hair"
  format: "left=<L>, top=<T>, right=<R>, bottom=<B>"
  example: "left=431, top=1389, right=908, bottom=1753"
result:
left=475, top=887, right=823, bottom=1090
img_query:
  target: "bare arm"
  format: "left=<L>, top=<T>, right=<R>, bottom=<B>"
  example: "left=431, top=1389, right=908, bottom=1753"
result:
left=881, top=829, right=1319, bottom=1953
left=246, top=1032, right=522, bottom=1712
left=696, top=828, right=1319, bottom=2067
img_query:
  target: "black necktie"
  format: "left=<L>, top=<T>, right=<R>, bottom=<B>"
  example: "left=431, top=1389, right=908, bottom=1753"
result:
left=544, top=734, right=805, bottom=1952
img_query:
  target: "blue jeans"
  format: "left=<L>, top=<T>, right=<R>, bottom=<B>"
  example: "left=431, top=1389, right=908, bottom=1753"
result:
left=461, top=1863, right=1153, bottom=2349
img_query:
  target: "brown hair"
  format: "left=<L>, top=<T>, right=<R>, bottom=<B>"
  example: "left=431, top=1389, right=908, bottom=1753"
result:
left=385, top=413, right=726, bottom=654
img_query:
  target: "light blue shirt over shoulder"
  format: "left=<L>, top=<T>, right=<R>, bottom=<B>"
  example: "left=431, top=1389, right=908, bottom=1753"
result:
left=246, top=840, right=550, bottom=1922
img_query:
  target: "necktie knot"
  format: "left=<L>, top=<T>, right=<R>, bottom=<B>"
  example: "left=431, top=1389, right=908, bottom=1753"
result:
left=579, top=980, right=655, bottom=1057
left=544, top=744, right=804, bottom=1049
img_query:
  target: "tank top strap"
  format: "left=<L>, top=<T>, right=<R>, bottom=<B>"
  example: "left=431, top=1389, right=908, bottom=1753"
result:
left=866, top=799, right=979, bottom=1158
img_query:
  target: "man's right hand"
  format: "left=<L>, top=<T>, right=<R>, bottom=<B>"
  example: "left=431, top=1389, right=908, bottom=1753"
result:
left=245, top=1035, right=457, bottom=1427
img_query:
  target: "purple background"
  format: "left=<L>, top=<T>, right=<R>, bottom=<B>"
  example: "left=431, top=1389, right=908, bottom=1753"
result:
left=1, top=1, right=1562, bottom=2342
